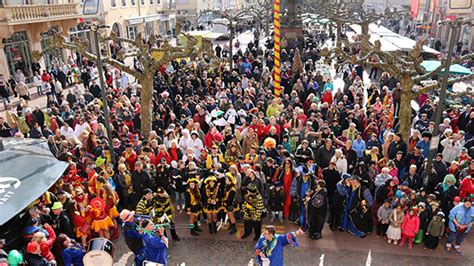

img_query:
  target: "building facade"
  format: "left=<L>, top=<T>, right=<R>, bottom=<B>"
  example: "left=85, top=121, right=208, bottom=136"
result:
left=0, top=0, right=83, bottom=81
left=101, top=0, right=176, bottom=40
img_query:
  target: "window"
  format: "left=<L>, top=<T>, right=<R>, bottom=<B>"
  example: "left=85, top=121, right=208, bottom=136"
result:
left=128, top=26, right=137, bottom=40
left=141, top=0, right=145, bottom=5
left=122, top=0, right=127, bottom=6
left=145, top=22, right=153, bottom=37
left=131, top=0, right=135, bottom=5
left=111, top=0, right=116, bottom=7
left=150, top=0, right=153, bottom=4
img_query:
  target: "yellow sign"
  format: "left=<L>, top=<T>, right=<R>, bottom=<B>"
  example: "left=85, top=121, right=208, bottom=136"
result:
left=448, top=0, right=472, bottom=13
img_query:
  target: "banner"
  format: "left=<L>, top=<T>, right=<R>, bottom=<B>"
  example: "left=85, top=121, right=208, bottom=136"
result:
left=411, top=0, right=420, bottom=19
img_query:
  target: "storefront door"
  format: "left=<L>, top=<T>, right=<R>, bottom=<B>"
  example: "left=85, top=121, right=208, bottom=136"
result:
left=2, top=32, right=33, bottom=82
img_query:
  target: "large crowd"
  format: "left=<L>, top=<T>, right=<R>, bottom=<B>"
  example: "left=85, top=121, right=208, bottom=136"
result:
left=0, top=25, right=474, bottom=266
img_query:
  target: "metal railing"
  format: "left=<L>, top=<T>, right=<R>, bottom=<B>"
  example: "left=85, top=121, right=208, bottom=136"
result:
left=2, top=3, right=79, bottom=22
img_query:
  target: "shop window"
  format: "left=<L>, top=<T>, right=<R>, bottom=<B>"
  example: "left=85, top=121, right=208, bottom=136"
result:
left=128, top=26, right=137, bottom=40
left=2, top=31, right=33, bottom=81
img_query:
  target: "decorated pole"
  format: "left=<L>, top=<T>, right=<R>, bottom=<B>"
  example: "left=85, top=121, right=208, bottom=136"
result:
left=273, top=0, right=281, bottom=97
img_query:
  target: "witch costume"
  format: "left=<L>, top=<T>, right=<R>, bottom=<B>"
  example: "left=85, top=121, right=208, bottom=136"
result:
left=341, top=176, right=373, bottom=237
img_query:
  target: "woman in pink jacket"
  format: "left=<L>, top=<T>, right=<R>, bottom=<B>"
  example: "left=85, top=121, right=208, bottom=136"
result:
left=399, top=207, right=420, bottom=249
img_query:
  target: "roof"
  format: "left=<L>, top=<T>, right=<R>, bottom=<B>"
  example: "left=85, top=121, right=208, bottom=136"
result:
left=0, top=138, right=68, bottom=226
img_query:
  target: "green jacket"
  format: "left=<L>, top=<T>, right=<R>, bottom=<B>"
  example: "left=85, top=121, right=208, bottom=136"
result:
left=427, top=216, right=445, bottom=237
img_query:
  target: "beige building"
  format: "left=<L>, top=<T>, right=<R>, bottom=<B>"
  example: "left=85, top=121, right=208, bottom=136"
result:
left=101, top=0, right=176, bottom=40
left=0, top=0, right=177, bottom=81
left=0, top=0, right=84, bottom=81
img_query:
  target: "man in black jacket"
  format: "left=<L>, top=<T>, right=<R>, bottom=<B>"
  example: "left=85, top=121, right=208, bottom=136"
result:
left=131, top=161, right=154, bottom=208
left=388, top=133, right=407, bottom=159
left=295, top=140, right=314, bottom=165
left=316, top=139, right=335, bottom=169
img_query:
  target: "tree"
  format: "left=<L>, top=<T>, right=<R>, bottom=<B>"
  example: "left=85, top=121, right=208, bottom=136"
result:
left=250, top=0, right=273, bottom=42
left=34, top=26, right=206, bottom=138
left=209, top=9, right=252, bottom=69
left=321, top=39, right=474, bottom=141
left=307, top=0, right=406, bottom=48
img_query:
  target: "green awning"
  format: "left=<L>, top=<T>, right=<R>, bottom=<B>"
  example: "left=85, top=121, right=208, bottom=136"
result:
left=421, top=60, right=472, bottom=75
left=0, top=139, right=68, bottom=226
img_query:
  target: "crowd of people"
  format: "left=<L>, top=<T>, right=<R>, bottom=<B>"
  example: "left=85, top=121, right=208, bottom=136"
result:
left=0, top=22, right=474, bottom=266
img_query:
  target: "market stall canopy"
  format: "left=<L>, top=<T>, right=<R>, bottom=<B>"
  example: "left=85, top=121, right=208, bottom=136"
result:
left=349, top=24, right=440, bottom=54
left=300, top=13, right=330, bottom=25
left=421, top=60, right=473, bottom=75
left=0, top=138, right=68, bottom=226
left=183, top=30, right=223, bottom=39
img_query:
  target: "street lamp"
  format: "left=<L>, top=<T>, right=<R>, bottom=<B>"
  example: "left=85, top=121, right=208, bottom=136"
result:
left=423, top=18, right=472, bottom=184
left=90, top=22, right=116, bottom=164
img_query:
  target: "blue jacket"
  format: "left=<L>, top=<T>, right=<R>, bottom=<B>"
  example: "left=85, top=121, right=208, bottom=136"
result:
left=143, top=233, right=168, bottom=265
left=448, top=204, right=474, bottom=233
left=416, top=140, right=430, bottom=158
left=61, top=245, right=84, bottom=266
left=352, top=140, right=366, bottom=158
left=255, top=232, right=298, bottom=266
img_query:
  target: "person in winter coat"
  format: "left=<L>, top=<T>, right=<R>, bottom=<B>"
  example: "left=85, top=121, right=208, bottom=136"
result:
left=414, top=202, right=430, bottom=244
left=387, top=204, right=404, bottom=245
left=424, top=212, right=445, bottom=250
left=268, top=182, right=285, bottom=222
left=459, top=175, right=474, bottom=200
left=330, top=149, right=348, bottom=175
left=399, top=207, right=420, bottom=249
left=440, top=136, right=463, bottom=164
left=376, top=199, right=392, bottom=237
left=435, top=174, right=459, bottom=218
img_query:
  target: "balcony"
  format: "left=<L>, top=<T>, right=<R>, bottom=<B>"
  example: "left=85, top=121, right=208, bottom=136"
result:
left=0, top=3, right=80, bottom=25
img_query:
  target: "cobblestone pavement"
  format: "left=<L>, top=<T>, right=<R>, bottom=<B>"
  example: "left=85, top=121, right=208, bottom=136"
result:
left=112, top=213, right=474, bottom=266
left=114, top=237, right=468, bottom=266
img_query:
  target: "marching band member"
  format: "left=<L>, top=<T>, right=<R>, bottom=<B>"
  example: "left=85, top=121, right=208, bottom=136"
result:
left=223, top=173, right=239, bottom=235
left=119, top=209, right=145, bottom=266
left=185, top=178, right=203, bottom=236
left=135, top=188, right=154, bottom=216
left=154, top=187, right=181, bottom=241
left=241, top=183, right=265, bottom=241
left=90, top=197, right=114, bottom=239
left=141, top=219, right=169, bottom=265
left=255, top=225, right=304, bottom=266
left=203, top=176, right=221, bottom=234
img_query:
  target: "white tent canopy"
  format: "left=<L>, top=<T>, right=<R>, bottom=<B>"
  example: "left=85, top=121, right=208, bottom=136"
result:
left=348, top=24, right=440, bottom=54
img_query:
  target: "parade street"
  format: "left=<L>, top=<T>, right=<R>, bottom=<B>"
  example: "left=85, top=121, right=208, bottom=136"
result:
left=112, top=213, right=474, bottom=266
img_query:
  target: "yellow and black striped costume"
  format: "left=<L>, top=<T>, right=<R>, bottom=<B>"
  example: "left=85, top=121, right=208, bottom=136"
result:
left=135, top=196, right=154, bottom=216
left=153, top=194, right=175, bottom=224
left=185, top=188, right=203, bottom=215
left=203, top=184, right=221, bottom=214
left=242, top=193, right=264, bottom=221
left=222, top=185, right=240, bottom=212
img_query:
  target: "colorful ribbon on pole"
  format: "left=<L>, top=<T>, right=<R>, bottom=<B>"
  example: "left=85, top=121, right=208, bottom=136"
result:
left=273, top=0, right=281, bottom=97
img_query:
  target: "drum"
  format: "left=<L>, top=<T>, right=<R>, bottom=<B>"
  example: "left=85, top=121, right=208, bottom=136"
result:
left=83, top=238, right=115, bottom=266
